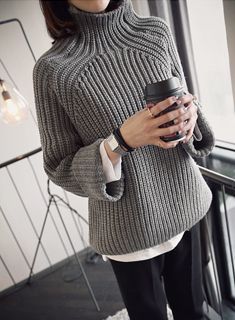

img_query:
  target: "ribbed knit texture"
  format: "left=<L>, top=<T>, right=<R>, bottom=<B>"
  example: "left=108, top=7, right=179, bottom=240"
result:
left=33, top=0, right=215, bottom=255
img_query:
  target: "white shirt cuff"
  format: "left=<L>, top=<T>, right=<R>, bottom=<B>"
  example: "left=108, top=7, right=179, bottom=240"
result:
left=100, top=140, right=122, bottom=183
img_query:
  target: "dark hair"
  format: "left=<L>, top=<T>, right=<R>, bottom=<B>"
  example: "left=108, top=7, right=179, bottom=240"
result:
left=39, top=0, right=77, bottom=43
left=39, top=0, right=122, bottom=44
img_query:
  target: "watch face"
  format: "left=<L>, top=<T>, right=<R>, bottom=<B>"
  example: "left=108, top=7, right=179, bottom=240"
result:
left=107, top=134, right=126, bottom=155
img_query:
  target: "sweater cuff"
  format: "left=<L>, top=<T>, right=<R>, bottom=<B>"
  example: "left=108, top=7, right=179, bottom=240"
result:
left=72, top=138, right=125, bottom=201
left=182, top=103, right=215, bottom=158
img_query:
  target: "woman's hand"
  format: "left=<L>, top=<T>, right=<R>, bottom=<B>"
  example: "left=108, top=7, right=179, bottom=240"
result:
left=120, top=93, right=197, bottom=149
left=174, top=94, right=198, bottom=144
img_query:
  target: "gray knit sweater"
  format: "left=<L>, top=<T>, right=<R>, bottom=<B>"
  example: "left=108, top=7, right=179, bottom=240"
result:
left=33, top=0, right=215, bottom=255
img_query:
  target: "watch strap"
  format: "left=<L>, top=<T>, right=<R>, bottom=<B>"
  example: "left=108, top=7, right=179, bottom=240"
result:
left=113, top=127, right=135, bottom=152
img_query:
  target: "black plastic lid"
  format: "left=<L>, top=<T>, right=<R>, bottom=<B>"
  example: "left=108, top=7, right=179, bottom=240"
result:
left=144, top=77, right=182, bottom=100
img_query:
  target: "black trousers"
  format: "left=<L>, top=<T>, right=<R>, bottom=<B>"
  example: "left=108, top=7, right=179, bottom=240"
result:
left=109, top=222, right=205, bottom=320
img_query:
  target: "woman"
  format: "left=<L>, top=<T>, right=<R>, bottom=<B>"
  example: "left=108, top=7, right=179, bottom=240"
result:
left=33, top=0, right=215, bottom=319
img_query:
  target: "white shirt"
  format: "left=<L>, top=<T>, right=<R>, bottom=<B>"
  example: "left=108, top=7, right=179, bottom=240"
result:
left=99, top=140, right=185, bottom=262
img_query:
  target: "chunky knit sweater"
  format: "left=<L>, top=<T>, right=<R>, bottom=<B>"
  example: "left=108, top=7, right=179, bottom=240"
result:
left=33, top=0, right=215, bottom=255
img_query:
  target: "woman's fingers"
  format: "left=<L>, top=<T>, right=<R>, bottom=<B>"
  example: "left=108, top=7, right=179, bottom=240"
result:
left=157, top=120, right=186, bottom=137
left=149, top=92, right=195, bottom=115
left=173, top=101, right=198, bottom=124
left=183, top=126, right=194, bottom=143
left=143, top=91, right=198, bottom=149
left=150, top=96, right=178, bottom=116
left=180, top=109, right=198, bottom=143
left=179, top=93, right=194, bottom=107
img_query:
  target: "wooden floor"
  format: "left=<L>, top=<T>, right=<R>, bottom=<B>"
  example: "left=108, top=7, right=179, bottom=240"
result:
left=0, top=249, right=125, bottom=320
left=0, top=248, right=235, bottom=320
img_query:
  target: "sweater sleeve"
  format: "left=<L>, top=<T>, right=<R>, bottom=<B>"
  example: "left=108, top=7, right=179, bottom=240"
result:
left=159, top=18, right=216, bottom=158
left=33, top=59, right=125, bottom=201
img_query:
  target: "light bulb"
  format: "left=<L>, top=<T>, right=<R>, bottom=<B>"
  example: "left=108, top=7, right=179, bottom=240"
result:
left=6, top=99, right=19, bottom=116
left=0, top=79, right=29, bottom=124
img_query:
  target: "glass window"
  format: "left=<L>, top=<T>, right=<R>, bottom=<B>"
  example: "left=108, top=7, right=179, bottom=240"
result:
left=187, top=0, right=235, bottom=144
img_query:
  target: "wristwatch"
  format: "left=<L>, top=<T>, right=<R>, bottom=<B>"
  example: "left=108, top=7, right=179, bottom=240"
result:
left=106, top=133, right=129, bottom=156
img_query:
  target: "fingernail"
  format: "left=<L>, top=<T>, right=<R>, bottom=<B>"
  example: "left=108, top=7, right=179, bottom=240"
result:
left=176, top=100, right=182, bottom=105
left=174, top=119, right=178, bottom=124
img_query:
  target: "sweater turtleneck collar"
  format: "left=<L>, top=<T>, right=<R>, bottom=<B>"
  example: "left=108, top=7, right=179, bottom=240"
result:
left=68, top=0, right=136, bottom=50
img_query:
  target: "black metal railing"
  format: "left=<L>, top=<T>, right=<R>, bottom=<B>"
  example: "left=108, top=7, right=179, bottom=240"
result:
left=0, top=147, right=100, bottom=311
